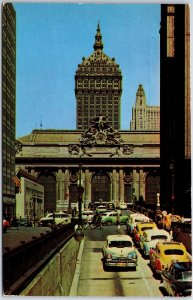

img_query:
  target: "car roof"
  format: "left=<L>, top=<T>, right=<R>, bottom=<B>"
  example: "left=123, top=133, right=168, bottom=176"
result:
left=107, top=234, right=132, bottom=242
left=157, top=241, right=186, bottom=250
left=143, top=228, right=170, bottom=236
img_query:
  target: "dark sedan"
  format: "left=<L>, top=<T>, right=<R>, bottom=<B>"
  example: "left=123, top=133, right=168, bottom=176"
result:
left=161, top=262, right=192, bottom=297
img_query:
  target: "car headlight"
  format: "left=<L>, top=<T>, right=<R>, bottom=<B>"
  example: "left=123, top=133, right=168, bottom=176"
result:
left=128, top=251, right=137, bottom=259
left=105, top=253, right=113, bottom=259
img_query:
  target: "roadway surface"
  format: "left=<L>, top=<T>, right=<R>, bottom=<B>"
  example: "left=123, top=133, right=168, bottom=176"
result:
left=75, top=224, right=163, bottom=297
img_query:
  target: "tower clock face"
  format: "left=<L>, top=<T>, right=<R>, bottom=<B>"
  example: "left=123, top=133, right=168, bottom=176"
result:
left=95, top=131, right=107, bottom=144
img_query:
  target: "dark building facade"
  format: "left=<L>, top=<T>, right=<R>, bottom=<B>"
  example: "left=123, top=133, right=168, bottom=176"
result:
left=160, top=4, right=191, bottom=216
left=2, top=3, right=16, bottom=217
left=75, top=23, right=122, bottom=131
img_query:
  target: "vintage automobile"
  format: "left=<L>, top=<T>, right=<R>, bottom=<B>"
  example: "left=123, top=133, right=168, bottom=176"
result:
left=161, top=262, right=192, bottom=296
left=139, top=228, right=171, bottom=258
left=101, top=211, right=128, bottom=225
left=81, top=210, right=94, bottom=223
left=127, top=213, right=150, bottom=236
left=118, top=202, right=127, bottom=210
left=102, top=234, right=138, bottom=270
left=39, top=212, right=71, bottom=227
left=133, top=221, right=157, bottom=246
left=149, top=241, right=191, bottom=277
left=95, top=205, right=107, bottom=214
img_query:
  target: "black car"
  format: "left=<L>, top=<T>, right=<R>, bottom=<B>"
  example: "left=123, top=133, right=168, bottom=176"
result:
left=161, top=262, right=192, bottom=297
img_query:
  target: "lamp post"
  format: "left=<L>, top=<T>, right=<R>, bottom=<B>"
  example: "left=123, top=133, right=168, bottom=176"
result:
left=74, top=160, right=85, bottom=242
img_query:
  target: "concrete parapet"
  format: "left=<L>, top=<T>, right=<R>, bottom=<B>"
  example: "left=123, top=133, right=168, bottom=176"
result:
left=20, top=237, right=80, bottom=296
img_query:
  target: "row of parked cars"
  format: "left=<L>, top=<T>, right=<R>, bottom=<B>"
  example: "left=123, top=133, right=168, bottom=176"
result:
left=126, top=212, right=192, bottom=297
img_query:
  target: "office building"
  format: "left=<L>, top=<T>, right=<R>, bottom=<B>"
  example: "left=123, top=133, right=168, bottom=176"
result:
left=75, top=23, right=122, bottom=130
left=160, top=4, right=191, bottom=216
left=130, top=84, right=160, bottom=131
left=2, top=3, right=16, bottom=217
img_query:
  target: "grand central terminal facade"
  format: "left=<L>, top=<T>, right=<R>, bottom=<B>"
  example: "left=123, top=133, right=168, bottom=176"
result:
left=15, top=117, right=160, bottom=214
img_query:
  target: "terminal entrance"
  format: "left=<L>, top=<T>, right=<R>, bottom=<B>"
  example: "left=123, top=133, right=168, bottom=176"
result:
left=91, top=172, right=110, bottom=202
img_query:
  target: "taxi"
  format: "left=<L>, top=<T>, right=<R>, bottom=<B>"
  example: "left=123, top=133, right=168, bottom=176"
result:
left=133, top=221, right=157, bottom=246
left=149, top=241, right=191, bottom=277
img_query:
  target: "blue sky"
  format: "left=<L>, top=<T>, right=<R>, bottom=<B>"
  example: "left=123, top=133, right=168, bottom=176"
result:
left=13, top=2, right=160, bottom=138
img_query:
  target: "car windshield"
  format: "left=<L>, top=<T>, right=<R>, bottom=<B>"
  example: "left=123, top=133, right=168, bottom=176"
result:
left=151, top=235, right=167, bottom=240
left=55, top=214, right=69, bottom=218
left=176, top=271, right=192, bottom=281
left=164, top=249, right=184, bottom=255
left=109, top=241, right=132, bottom=248
left=141, top=226, right=154, bottom=231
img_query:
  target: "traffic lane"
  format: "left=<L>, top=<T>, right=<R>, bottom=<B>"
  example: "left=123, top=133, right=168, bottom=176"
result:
left=77, top=226, right=163, bottom=297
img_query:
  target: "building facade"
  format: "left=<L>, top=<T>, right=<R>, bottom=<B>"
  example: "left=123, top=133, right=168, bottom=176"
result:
left=75, top=23, right=122, bottom=131
left=160, top=4, right=191, bottom=216
left=130, top=84, right=160, bottom=131
left=2, top=3, right=16, bottom=218
left=16, top=117, right=160, bottom=215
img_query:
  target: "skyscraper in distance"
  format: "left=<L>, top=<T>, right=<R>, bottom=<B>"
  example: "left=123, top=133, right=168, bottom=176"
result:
left=75, top=23, right=122, bottom=131
left=130, top=84, right=160, bottom=131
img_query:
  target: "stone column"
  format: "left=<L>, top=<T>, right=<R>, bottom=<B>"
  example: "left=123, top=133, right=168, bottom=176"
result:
left=112, top=169, right=117, bottom=204
left=119, top=169, right=124, bottom=203
left=139, top=169, right=144, bottom=199
left=56, top=169, right=65, bottom=211
left=132, top=169, right=137, bottom=202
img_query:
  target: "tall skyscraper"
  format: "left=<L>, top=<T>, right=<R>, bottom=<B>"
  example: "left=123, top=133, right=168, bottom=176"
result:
left=2, top=3, right=16, bottom=217
left=160, top=4, right=191, bottom=215
left=75, top=23, right=122, bottom=130
left=130, top=84, right=160, bottom=131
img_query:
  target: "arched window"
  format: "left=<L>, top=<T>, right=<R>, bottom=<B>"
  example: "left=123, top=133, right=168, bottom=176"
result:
left=92, top=172, right=110, bottom=202
left=37, top=173, right=56, bottom=213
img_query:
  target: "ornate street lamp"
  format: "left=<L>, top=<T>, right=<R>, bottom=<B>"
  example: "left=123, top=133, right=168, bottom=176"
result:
left=74, top=160, right=85, bottom=242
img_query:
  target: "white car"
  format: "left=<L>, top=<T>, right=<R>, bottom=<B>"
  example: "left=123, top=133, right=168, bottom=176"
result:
left=140, top=228, right=172, bottom=258
left=127, top=212, right=150, bottom=236
left=118, top=202, right=127, bottom=210
left=96, top=205, right=107, bottom=213
left=82, top=210, right=94, bottom=223
left=39, top=212, right=71, bottom=227
left=102, top=234, right=138, bottom=270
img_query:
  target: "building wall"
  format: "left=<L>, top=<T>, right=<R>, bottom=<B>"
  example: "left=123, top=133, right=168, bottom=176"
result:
left=2, top=3, right=16, bottom=217
left=16, top=178, right=44, bottom=221
left=160, top=4, right=191, bottom=216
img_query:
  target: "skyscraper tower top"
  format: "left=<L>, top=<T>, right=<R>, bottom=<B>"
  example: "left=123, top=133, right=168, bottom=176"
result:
left=93, top=22, right=104, bottom=51
left=75, top=23, right=122, bottom=131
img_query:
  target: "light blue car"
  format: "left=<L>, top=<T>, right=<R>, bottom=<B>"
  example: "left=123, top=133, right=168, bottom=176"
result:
left=139, top=228, right=172, bottom=258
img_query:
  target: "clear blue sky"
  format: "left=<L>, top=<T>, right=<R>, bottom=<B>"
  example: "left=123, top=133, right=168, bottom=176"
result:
left=13, top=2, right=160, bottom=138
